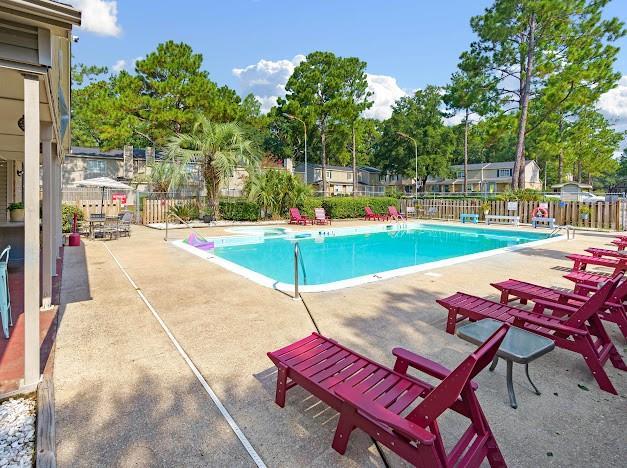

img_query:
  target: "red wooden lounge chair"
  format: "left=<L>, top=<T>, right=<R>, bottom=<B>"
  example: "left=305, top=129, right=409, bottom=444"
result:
left=611, top=239, right=627, bottom=251
left=364, top=206, right=387, bottom=221
left=388, top=205, right=405, bottom=221
left=585, top=247, right=627, bottom=259
left=314, top=207, right=331, bottom=225
left=492, top=278, right=627, bottom=341
left=436, top=275, right=627, bottom=394
left=564, top=270, right=615, bottom=287
left=567, top=253, right=627, bottom=274
left=289, top=207, right=311, bottom=225
left=268, top=330, right=508, bottom=468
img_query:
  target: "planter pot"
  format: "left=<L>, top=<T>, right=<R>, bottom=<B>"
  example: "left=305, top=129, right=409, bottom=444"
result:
left=9, top=208, right=24, bottom=222
left=202, top=215, right=213, bottom=223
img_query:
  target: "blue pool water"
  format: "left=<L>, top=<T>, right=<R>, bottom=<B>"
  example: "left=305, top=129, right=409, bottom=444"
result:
left=213, top=224, right=552, bottom=286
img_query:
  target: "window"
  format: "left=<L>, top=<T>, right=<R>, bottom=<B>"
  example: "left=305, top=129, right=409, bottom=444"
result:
left=457, top=170, right=465, bottom=178
left=86, top=159, right=106, bottom=178
left=467, top=184, right=474, bottom=192
left=497, top=168, right=513, bottom=178
left=348, top=172, right=353, bottom=181
left=327, top=170, right=332, bottom=179
left=315, top=169, right=322, bottom=180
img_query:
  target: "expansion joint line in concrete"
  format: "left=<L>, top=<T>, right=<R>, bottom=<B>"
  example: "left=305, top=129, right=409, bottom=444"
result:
left=102, top=243, right=267, bottom=468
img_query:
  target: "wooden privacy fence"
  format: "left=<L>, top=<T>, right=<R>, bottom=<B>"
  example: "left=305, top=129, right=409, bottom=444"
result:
left=401, top=198, right=625, bottom=231
left=142, top=197, right=183, bottom=224
left=64, top=199, right=120, bottom=218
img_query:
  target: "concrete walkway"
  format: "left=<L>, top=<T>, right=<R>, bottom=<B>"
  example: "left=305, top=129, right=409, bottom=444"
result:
left=54, top=222, right=626, bottom=467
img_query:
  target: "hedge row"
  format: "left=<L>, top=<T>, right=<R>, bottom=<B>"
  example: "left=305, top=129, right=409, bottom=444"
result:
left=299, top=196, right=399, bottom=219
left=219, top=199, right=260, bottom=221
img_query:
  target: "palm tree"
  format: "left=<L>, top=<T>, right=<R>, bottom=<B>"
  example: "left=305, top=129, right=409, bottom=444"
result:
left=143, top=159, right=189, bottom=193
left=247, top=169, right=310, bottom=219
left=166, top=116, right=259, bottom=218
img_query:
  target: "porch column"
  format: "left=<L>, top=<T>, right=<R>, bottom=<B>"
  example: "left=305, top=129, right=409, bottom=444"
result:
left=54, top=155, right=63, bottom=266
left=41, top=123, right=53, bottom=308
left=23, top=74, right=41, bottom=388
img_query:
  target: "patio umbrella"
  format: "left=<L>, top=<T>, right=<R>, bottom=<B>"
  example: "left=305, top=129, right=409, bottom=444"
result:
left=75, top=177, right=132, bottom=215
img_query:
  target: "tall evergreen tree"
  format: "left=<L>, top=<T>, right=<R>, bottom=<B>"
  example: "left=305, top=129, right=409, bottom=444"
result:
left=466, top=0, right=625, bottom=188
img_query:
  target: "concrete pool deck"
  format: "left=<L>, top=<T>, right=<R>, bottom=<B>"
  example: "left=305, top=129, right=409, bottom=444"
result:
left=53, top=220, right=626, bottom=467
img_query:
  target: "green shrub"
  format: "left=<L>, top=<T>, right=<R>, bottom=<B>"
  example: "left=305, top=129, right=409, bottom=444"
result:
left=219, top=199, right=260, bottom=221
left=497, top=189, right=548, bottom=202
left=299, top=196, right=399, bottom=219
left=169, top=201, right=200, bottom=222
left=61, top=204, right=84, bottom=233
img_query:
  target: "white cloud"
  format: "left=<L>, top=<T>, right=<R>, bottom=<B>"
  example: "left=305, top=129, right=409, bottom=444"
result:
left=111, top=59, right=126, bottom=73
left=599, top=75, right=627, bottom=129
left=232, top=55, right=305, bottom=113
left=598, top=76, right=627, bottom=150
left=233, top=56, right=408, bottom=118
left=363, top=74, right=407, bottom=120
left=69, top=0, right=121, bottom=37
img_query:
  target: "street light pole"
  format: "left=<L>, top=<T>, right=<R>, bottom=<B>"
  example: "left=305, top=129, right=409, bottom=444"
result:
left=283, top=113, right=307, bottom=185
left=397, top=132, right=418, bottom=198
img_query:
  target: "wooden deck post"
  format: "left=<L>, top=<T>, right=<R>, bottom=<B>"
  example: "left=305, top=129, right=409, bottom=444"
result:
left=22, top=73, right=41, bottom=388
left=41, top=124, right=54, bottom=308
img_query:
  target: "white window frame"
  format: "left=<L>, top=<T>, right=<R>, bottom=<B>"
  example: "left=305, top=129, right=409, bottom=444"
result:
left=86, top=159, right=107, bottom=179
left=497, top=168, right=513, bottom=178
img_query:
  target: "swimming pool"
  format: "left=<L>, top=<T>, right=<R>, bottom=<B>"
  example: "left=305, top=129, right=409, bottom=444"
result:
left=175, top=223, right=561, bottom=292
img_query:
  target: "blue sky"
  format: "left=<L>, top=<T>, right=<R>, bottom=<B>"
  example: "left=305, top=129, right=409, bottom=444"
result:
left=69, top=0, right=627, bottom=127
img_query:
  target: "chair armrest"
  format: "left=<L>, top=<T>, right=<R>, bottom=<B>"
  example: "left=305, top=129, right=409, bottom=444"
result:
left=510, top=309, right=586, bottom=335
left=392, top=348, right=450, bottom=380
left=556, top=291, right=588, bottom=303
left=334, top=384, right=435, bottom=445
left=532, top=298, right=579, bottom=315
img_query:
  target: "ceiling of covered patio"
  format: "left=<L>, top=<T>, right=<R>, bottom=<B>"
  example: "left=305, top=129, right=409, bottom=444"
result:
left=0, top=67, right=52, bottom=161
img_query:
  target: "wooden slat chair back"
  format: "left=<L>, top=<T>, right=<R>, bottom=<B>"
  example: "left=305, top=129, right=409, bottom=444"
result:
left=405, top=324, right=507, bottom=428
left=560, top=275, right=620, bottom=329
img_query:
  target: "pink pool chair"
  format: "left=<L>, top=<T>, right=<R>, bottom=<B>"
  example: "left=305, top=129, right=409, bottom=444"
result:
left=314, top=208, right=331, bottom=225
left=388, top=205, right=405, bottom=221
left=289, top=208, right=311, bottom=225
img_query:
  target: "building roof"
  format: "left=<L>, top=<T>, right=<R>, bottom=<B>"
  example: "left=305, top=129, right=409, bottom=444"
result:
left=450, top=160, right=539, bottom=171
left=295, top=163, right=381, bottom=173
left=551, top=181, right=593, bottom=189
left=69, top=147, right=163, bottom=160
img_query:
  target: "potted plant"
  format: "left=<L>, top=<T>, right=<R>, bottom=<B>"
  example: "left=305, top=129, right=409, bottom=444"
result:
left=579, top=205, right=591, bottom=221
left=7, top=202, right=24, bottom=222
left=202, top=206, right=214, bottom=224
left=480, top=201, right=491, bottom=217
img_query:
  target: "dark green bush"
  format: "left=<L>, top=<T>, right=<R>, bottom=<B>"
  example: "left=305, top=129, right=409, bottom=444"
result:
left=299, top=196, right=399, bottom=219
left=61, top=204, right=84, bottom=233
left=219, top=199, right=260, bottom=221
left=169, top=201, right=200, bottom=222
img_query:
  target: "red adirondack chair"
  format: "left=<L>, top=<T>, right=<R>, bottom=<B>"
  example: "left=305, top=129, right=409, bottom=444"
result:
left=585, top=247, right=627, bottom=259
left=563, top=270, right=615, bottom=287
left=268, top=330, right=508, bottom=468
left=436, top=275, right=627, bottom=394
left=611, top=239, right=627, bottom=251
left=289, top=207, right=311, bottom=225
left=364, top=206, right=387, bottom=221
left=314, top=207, right=331, bottom=225
left=492, top=278, right=627, bottom=341
left=388, top=205, right=405, bottom=221
left=567, top=253, right=627, bottom=274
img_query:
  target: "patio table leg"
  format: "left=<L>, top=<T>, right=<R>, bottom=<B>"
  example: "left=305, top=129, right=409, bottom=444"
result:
left=525, top=363, right=541, bottom=395
left=506, top=360, right=517, bottom=409
left=489, top=356, right=499, bottom=371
